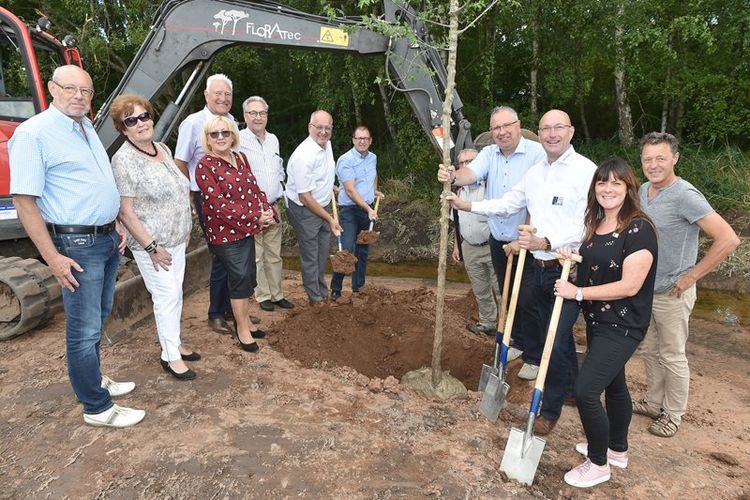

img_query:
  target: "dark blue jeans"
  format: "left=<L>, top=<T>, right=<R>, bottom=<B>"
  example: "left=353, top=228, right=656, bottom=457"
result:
left=193, top=191, right=231, bottom=319
left=576, top=323, right=641, bottom=465
left=489, top=237, right=538, bottom=359
left=52, top=230, right=119, bottom=414
left=330, top=205, right=371, bottom=293
left=526, top=263, right=580, bottom=421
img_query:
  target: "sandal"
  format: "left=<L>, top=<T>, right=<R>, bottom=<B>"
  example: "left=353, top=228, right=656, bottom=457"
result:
left=648, top=412, right=679, bottom=437
left=632, top=399, right=661, bottom=419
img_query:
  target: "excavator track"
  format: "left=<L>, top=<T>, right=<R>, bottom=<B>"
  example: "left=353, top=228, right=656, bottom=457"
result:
left=0, top=256, right=63, bottom=340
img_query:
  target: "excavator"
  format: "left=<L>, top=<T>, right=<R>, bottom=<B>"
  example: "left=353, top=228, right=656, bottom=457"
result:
left=0, top=0, right=474, bottom=340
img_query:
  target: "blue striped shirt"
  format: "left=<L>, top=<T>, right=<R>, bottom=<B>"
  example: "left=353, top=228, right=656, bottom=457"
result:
left=467, top=137, right=546, bottom=240
left=336, top=147, right=377, bottom=206
left=9, top=105, right=119, bottom=225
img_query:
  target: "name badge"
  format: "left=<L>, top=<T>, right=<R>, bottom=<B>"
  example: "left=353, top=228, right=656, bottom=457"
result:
left=552, top=196, right=564, bottom=206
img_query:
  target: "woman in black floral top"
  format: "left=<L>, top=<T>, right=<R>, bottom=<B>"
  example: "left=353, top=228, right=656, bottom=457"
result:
left=196, top=115, right=275, bottom=353
left=555, top=158, right=658, bottom=488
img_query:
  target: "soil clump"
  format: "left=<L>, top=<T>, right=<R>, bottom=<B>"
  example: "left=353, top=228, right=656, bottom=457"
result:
left=330, top=250, right=357, bottom=275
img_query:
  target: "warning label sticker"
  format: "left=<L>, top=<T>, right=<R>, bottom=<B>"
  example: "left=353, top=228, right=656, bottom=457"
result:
left=319, top=27, right=349, bottom=47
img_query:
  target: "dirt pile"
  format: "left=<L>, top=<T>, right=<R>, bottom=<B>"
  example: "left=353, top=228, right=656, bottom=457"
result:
left=329, top=250, right=357, bottom=275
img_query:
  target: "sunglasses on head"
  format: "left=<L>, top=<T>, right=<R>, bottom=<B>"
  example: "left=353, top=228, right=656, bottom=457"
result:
left=208, top=130, right=232, bottom=139
left=122, top=111, right=152, bottom=128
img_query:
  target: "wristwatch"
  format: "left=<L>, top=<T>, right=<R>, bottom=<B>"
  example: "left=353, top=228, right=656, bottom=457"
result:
left=575, top=287, right=584, bottom=302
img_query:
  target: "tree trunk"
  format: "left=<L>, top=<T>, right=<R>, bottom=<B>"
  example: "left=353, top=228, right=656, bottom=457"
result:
left=661, top=67, right=671, bottom=133
left=377, top=69, right=399, bottom=144
left=432, top=0, right=460, bottom=389
left=529, top=3, right=539, bottom=116
left=574, top=37, right=591, bottom=144
left=613, top=1, right=635, bottom=146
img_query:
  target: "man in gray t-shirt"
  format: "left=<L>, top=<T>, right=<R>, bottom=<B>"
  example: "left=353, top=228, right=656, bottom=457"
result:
left=634, top=132, right=739, bottom=438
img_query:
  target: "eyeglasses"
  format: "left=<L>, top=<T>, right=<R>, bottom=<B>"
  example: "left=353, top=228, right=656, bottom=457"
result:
left=538, top=124, right=571, bottom=135
left=490, top=120, right=518, bottom=133
left=122, top=111, right=152, bottom=128
left=244, top=110, right=268, bottom=117
left=457, top=159, right=473, bottom=166
left=208, top=130, right=232, bottom=139
left=51, top=80, right=95, bottom=98
left=211, top=91, right=232, bottom=98
left=310, top=123, right=333, bottom=132
left=353, top=136, right=371, bottom=141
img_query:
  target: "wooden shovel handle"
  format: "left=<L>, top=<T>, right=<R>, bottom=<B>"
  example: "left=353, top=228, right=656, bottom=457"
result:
left=534, top=256, right=581, bottom=391
left=518, top=224, right=537, bottom=234
left=497, top=247, right=514, bottom=332
left=373, top=196, right=380, bottom=213
left=331, top=191, right=339, bottom=222
left=501, top=248, right=526, bottom=347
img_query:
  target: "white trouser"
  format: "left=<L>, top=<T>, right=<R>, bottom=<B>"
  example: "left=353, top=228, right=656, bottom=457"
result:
left=132, top=242, right=187, bottom=362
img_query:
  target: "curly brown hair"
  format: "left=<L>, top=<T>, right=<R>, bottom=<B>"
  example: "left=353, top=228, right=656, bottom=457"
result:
left=110, top=94, right=154, bottom=133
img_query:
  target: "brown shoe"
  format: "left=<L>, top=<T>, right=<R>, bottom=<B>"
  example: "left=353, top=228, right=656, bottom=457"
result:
left=534, top=415, right=558, bottom=436
left=208, top=318, right=232, bottom=335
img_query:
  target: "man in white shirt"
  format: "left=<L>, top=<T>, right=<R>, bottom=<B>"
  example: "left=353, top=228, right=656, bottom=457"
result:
left=443, top=109, right=596, bottom=436
left=238, top=96, right=294, bottom=312
left=285, top=110, right=342, bottom=305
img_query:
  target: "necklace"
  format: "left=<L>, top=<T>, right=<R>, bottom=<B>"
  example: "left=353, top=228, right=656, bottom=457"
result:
left=127, top=138, right=158, bottom=157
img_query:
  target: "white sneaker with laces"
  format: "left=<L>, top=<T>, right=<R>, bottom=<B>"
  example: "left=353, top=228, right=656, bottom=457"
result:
left=564, top=458, right=611, bottom=488
left=575, top=441, right=628, bottom=468
left=101, top=375, right=135, bottom=397
left=507, top=347, right=523, bottom=362
left=83, top=404, right=145, bottom=428
left=517, top=363, right=539, bottom=380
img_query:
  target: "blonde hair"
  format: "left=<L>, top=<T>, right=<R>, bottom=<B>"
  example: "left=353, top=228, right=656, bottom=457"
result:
left=200, top=115, right=239, bottom=153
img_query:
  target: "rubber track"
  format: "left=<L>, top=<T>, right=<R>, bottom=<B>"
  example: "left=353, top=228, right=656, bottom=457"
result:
left=0, top=257, right=63, bottom=340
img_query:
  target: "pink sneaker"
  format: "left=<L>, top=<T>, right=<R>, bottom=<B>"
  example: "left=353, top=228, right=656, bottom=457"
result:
left=575, top=442, right=628, bottom=468
left=564, top=459, right=611, bottom=488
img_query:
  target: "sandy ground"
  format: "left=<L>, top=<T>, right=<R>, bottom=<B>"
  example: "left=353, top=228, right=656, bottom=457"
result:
left=0, top=270, right=748, bottom=499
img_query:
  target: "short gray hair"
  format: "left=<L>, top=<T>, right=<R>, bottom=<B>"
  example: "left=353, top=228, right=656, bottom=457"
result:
left=206, top=73, right=232, bottom=91
left=243, top=96, right=268, bottom=112
left=490, top=106, right=518, bottom=122
left=640, top=132, right=679, bottom=154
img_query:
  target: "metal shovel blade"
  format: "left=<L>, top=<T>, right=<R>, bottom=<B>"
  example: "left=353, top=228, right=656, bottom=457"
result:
left=479, top=374, right=509, bottom=422
left=478, top=362, right=498, bottom=393
left=500, top=427, right=546, bottom=486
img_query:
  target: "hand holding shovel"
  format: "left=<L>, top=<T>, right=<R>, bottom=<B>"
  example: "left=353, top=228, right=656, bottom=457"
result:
left=500, top=252, right=583, bottom=486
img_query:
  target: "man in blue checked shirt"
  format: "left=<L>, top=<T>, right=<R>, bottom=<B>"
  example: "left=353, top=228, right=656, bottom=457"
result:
left=329, top=126, right=384, bottom=301
left=9, top=65, right=145, bottom=428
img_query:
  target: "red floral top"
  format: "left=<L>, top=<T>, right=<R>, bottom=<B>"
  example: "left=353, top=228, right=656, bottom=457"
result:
left=196, top=151, right=271, bottom=245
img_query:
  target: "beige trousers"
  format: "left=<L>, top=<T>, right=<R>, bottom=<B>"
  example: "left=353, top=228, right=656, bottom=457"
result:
left=253, top=222, right=284, bottom=302
left=639, top=285, right=697, bottom=423
left=461, top=241, right=499, bottom=329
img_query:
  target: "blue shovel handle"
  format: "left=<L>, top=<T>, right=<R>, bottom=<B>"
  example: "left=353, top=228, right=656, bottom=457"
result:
left=336, top=235, right=343, bottom=252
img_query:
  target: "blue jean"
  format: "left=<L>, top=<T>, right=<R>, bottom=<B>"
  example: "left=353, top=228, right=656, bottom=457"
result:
left=330, top=205, right=371, bottom=293
left=52, top=230, right=120, bottom=414
left=193, top=191, right=231, bottom=319
left=525, top=263, right=580, bottom=421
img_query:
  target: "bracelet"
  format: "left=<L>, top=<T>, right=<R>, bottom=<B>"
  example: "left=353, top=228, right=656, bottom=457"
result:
left=144, top=240, right=158, bottom=254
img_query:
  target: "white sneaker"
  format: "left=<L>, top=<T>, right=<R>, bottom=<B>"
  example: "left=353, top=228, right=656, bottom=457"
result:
left=517, top=363, right=539, bottom=380
left=101, top=375, right=135, bottom=397
left=575, top=441, right=628, bottom=468
left=83, top=404, right=145, bottom=428
left=507, top=347, right=523, bottom=362
left=564, top=459, right=611, bottom=488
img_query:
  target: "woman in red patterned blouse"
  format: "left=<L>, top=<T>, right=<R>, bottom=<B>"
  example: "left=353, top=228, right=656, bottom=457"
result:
left=196, top=115, right=275, bottom=352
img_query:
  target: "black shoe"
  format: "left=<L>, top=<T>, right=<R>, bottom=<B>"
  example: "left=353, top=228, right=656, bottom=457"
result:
left=259, top=300, right=274, bottom=311
left=160, top=359, right=197, bottom=380
left=208, top=318, right=232, bottom=335
left=238, top=338, right=260, bottom=352
left=272, top=298, right=295, bottom=309
left=330, top=291, right=341, bottom=302
left=250, top=329, right=267, bottom=339
left=181, top=351, right=201, bottom=361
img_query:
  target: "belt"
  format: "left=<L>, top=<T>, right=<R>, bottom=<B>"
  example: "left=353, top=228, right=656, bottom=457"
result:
left=47, top=221, right=116, bottom=235
left=465, top=241, right=489, bottom=247
left=534, top=258, right=559, bottom=269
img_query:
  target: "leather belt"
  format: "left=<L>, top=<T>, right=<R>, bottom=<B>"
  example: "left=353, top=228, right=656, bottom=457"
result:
left=465, top=241, right=489, bottom=247
left=534, top=258, right=559, bottom=269
left=47, top=221, right=116, bottom=235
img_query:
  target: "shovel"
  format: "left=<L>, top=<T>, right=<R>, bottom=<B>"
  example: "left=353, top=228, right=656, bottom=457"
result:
left=356, top=196, right=381, bottom=244
left=329, top=192, right=357, bottom=275
left=500, top=252, right=582, bottom=485
left=480, top=225, right=536, bottom=421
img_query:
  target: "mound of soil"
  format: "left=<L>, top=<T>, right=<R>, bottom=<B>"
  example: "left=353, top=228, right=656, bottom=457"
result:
left=330, top=250, right=357, bottom=275
left=355, top=230, right=380, bottom=245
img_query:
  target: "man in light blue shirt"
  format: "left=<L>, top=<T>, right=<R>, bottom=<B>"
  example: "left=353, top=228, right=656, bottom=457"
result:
left=330, top=126, right=382, bottom=301
left=445, top=106, right=546, bottom=371
left=9, top=65, right=144, bottom=428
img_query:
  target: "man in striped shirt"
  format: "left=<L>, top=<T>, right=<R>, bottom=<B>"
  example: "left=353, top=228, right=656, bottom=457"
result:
left=238, top=96, right=294, bottom=312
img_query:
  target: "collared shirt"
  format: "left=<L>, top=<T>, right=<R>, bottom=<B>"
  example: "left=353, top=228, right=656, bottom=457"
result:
left=471, top=146, right=596, bottom=260
left=336, top=147, right=377, bottom=206
left=9, top=105, right=119, bottom=225
left=285, top=136, right=335, bottom=206
left=238, top=128, right=284, bottom=203
left=468, top=136, right=546, bottom=240
left=174, top=107, right=235, bottom=191
left=453, top=181, right=490, bottom=245
left=195, top=151, right=270, bottom=244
